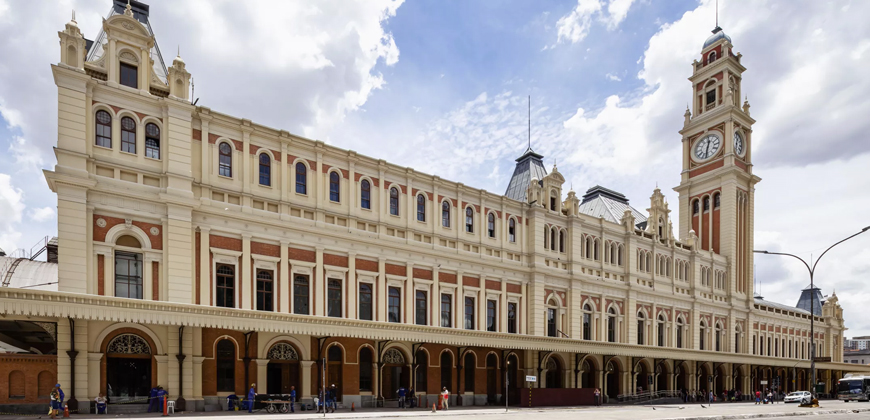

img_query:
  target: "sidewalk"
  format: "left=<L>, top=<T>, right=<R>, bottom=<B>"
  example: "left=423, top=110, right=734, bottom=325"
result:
left=4, top=401, right=870, bottom=420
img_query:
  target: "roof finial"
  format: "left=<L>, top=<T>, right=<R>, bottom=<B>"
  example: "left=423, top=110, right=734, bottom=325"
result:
left=528, top=95, right=531, bottom=151
left=124, top=0, right=133, bottom=17
left=72, top=9, right=76, bottom=23
left=715, top=0, right=719, bottom=28
left=177, top=45, right=181, bottom=57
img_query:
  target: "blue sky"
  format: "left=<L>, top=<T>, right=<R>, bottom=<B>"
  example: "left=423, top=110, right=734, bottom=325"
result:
left=1, top=0, right=870, bottom=335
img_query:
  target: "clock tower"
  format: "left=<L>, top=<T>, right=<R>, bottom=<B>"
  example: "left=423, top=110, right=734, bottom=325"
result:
left=675, top=26, right=761, bottom=300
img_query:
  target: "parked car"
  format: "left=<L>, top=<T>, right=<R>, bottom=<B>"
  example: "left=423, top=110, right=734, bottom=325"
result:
left=784, top=391, right=811, bottom=403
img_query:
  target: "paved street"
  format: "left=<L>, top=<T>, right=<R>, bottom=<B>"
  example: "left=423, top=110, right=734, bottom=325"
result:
left=6, top=401, right=870, bottom=420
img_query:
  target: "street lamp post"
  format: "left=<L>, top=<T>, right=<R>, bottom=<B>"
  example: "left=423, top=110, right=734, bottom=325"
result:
left=505, top=360, right=510, bottom=412
left=754, top=226, right=870, bottom=399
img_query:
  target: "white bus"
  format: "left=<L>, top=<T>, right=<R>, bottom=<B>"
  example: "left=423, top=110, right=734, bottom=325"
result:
left=838, top=374, right=870, bottom=402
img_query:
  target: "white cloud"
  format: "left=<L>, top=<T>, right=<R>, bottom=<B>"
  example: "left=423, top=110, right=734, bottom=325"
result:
left=555, top=0, right=637, bottom=45
left=605, top=72, right=622, bottom=82
left=28, top=206, right=55, bottom=223
left=0, top=174, right=24, bottom=253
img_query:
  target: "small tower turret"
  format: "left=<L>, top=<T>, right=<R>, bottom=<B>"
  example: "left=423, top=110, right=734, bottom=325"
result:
left=58, top=11, right=86, bottom=71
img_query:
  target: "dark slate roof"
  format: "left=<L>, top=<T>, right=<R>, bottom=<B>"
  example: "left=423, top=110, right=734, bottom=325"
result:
left=703, top=26, right=732, bottom=49
left=795, top=284, right=824, bottom=316
left=577, top=186, right=647, bottom=227
left=754, top=293, right=810, bottom=316
left=504, top=148, right=547, bottom=202
left=86, top=0, right=168, bottom=84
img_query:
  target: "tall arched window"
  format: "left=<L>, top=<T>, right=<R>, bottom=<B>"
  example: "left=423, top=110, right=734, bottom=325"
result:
left=487, top=213, right=495, bottom=238
left=676, top=318, right=684, bottom=349
left=388, top=287, right=401, bottom=323
left=256, top=269, right=274, bottom=312
left=465, top=207, right=474, bottom=233
left=617, top=245, right=624, bottom=266
left=713, top=193, right=721, bottom=209
left=607, top=308, right=617, bottom=343
left=389, top=187, right=399, bottom=216
left=508, top=218, right=516, bottom=242
left=594, top=240, right=600, bottom=260
left=95, top=110, right=112, bottom=148
left=657, top=315, right=665, bottom=347
left=700, top=321, right=707, bottom=350
left=715, top=324, right=722, bottom=352
left=219, top=143, right=232, bottom=177
left=442, top=201, right=450, bottom=227
left=216, top=264, right=235, bottom=308
left=544, top=228, right=550, bottom=250
left=258, top=153, right=271, bottom=186
left=464, top=353, right=475, bottom=392
left=359, top=347, right=373, bottom=392
left=692, top=200, right=699, bottom=215
left=145, top=123, right=160, bottom=159
left=216, top=339, right=235, bottom=392
left=329, top=171, right=340, bottom=202
left=559, top=230, right=565, bottom=252
left=415, top=350, right=428, bottom=392
left=417, top=195, right=426, bottom=222
left=636, top=312, right=645, bottom=345
left=121, top=116, right=136, bottom=154
left=708, top=51, right=717, bottom=63
left=360, top=180, right=371, bottom=209
left=703, top=196, right=710, bottom=212
left=440, top=352, right=452, bottom=391
left=295, top=162, right=307, bottom=194
left=550, top=227, right=556, bottom=250
left=582, top=304, right=592, bottom=340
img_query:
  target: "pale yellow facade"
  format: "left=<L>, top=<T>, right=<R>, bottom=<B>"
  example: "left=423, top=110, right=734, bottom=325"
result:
left=0, top=1, right=865, bottom=412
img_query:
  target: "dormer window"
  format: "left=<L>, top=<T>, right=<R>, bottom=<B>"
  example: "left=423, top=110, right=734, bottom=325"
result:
left=706, top=89, right=716, bottom=106
left=120, top=62, right=138, bottom=89
left=708, top=51, right=717, bottom=63
left=550, top=196, right=556, bottom=211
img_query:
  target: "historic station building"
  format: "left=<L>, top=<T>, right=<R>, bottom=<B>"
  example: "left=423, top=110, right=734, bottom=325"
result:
left=0, top=0, right=866, bottom=413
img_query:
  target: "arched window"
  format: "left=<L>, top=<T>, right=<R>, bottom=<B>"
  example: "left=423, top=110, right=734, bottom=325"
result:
left=692, top=200, right=699, bottom=215
left=585, top=237, right=592, bottom=259
left=415, top=350, right=428, bottom=391
left=508, top=218, right=516, bottom=242
left=440, top=352, right=452, bottom=391
left=618, top=245, right=623, bottom=266
left=715, top=324, right=722, bottom=352
left=219, top=143, right=232, bottom=177
left=95, top=110, right=112, bottom=148
left=464, top=297, right=475, bottom=330
left=258, top=153, right=271, bottom=186
left=676, top=318, right=684, bottom=349
left=216, top=339, right=235, bottom=392
left=119, top=61, right=138, bottom=88
left=389, top=187, right=399, bottom=216
left=593, top=239, right=599, bottom=260
left=645, top=252, right=651, bottom=272
left=360, top=180, right=371, bottom=209
left=607, top=308, right=617, bottom=343
left=329, top=171, right=340, bottom=202
left=657, top=315, right=665, bottom=347
left=544, top=228, right=550, bottom=250
left=708, top=51, right=717, bottom=63
left=256, top=269, right=274, bottom=312
left=637, top=312, right=645, bottom=345
left=550, top=190, right=557, bottom=211
left=121, top=116, right=136, bottom=154
left=559, top=230, right=565, bottom=252
left=359, top=347, right=373, bottom=392
left=442, top=201, right=450, bottom=227
left=550, top=227, right=557, bottom=251
left=582, top=304, right=592, bottom=340
left=145, top=123, right=160, bottom=159
left=465, top=207, right=474, bottom=233
left=714, top=193, right=721, bottom=209
left=547, top=302, right=557, bottom=338
left=700, top=321, right=707, bottom=350
left=417, top=195, right=426, bottom=222
left=487, top=213, right=495, bottom=238
left=464, top=353, right=475, bottom=392
left=703, top=196, right=710, bottom=212
left=295, top=162, right=307, bottom=194
left=216, top=264, right=235, bottom=308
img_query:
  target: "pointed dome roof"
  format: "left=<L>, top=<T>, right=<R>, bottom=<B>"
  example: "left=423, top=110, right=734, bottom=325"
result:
left=703, top=26, right=731, bottom=49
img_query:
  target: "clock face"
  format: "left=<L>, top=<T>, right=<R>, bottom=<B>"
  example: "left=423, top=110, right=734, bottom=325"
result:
left=734, top=132, right=745, bottom=157
left=693, top=134, right=721, bottom=161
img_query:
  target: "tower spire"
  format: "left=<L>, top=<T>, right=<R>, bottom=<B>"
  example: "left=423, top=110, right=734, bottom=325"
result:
left=528, top=95, right=531, bottom=151
left=715, top=0, right=719, bottom=28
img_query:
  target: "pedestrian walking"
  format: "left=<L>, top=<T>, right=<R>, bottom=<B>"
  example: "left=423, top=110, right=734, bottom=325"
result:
left=441, top=387, right=450, bottom=410
left=408, top=387, right=416, bottom=408
left=397, top=385, right=406, bottom=408
left=593, top=388, right=601, bottom=406
left=327, top=384, right=337, bottom=413
left=95, top=393, right=107, bottom=414
left=247, top=383, right=257, bottom=413
left=289, top=386, right=296, bottom=413
left=315, top=387, right=323, bottom=413
left=49, top=385, right=61, bottom=419
left=708, top=390, right=714, bottom=404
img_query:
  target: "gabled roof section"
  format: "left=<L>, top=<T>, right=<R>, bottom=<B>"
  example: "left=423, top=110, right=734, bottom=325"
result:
left=578, top=185, right=647, bottom=228
left=504, top=147, right=547, bottom=202
left=755, top=293, right=811, bottom=316
left=86, top=0, right=168, bottom=84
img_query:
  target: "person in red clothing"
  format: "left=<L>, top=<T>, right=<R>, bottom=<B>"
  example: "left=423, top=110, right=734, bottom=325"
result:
left=755, top=390, right=761, bottom=405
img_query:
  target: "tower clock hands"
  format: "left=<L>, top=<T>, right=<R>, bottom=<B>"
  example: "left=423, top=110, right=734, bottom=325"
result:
left=704, top=139, right=711, bottom=159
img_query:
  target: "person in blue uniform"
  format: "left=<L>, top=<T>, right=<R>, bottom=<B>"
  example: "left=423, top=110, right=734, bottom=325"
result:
left=156, top=386, right=168, bottom=412
left=289, top=386, right=296, bottom=413
left=147, top=386, right=159, bottom=412
left=95, top=393, right=107, bottom=414
left=247, top=384, right=257, bottom=413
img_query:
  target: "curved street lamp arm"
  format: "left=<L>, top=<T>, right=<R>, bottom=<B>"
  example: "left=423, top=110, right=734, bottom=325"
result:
left=811, top=229, right=870, bottom=274
left=758, top=251, right=812, bottom=277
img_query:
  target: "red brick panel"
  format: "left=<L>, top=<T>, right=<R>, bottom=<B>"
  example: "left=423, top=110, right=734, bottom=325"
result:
left=252, top=242, right=280, bottom=257
left=438, top=272, right=457, bottom=284
left=210, top=235, right=242, bottom=252
left=195, top=232, right=201, bottom=304
left=289, top=248, right=315, bottom=263
left=192, top=129, right=202, bottom=141
left=386, top=264, right=405, bottom=276
left=355, top=259, right=378, bottom=272
left=0, top=354, right=57, bottom=404
left=93, top=214, right=164, bottom=250
left=152, top=261, right=159, bottom=300
left=97, top=255, right=105, bottom=296
left=484, top=280, right=500, bottom=291
left=462, top=276, right=479, bottom=288
left=413, top=268, right=433, bottom=280
left=506, top=283, right=521, bottom=294
left=324, top=254, right=348, bottom=268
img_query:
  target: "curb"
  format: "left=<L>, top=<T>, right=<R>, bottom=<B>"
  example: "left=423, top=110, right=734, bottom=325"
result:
left=661, top=407, right=870, bottom=420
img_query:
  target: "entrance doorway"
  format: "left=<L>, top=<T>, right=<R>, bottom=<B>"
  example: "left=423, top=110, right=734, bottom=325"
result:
left=105, top=333, right=152, bottom=403
left=266, top=343, right=300, bottom=395
left=382, top=348, right=408, bottom=400
left=545, top=357, right=562, bottom=388
left=507, top=354, right=519, bottom=405
left=486, top=354, right=497, bottom=404
left=327, top=346, right=343, bottom=401
left=605, top=360, right=620, bottom=399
